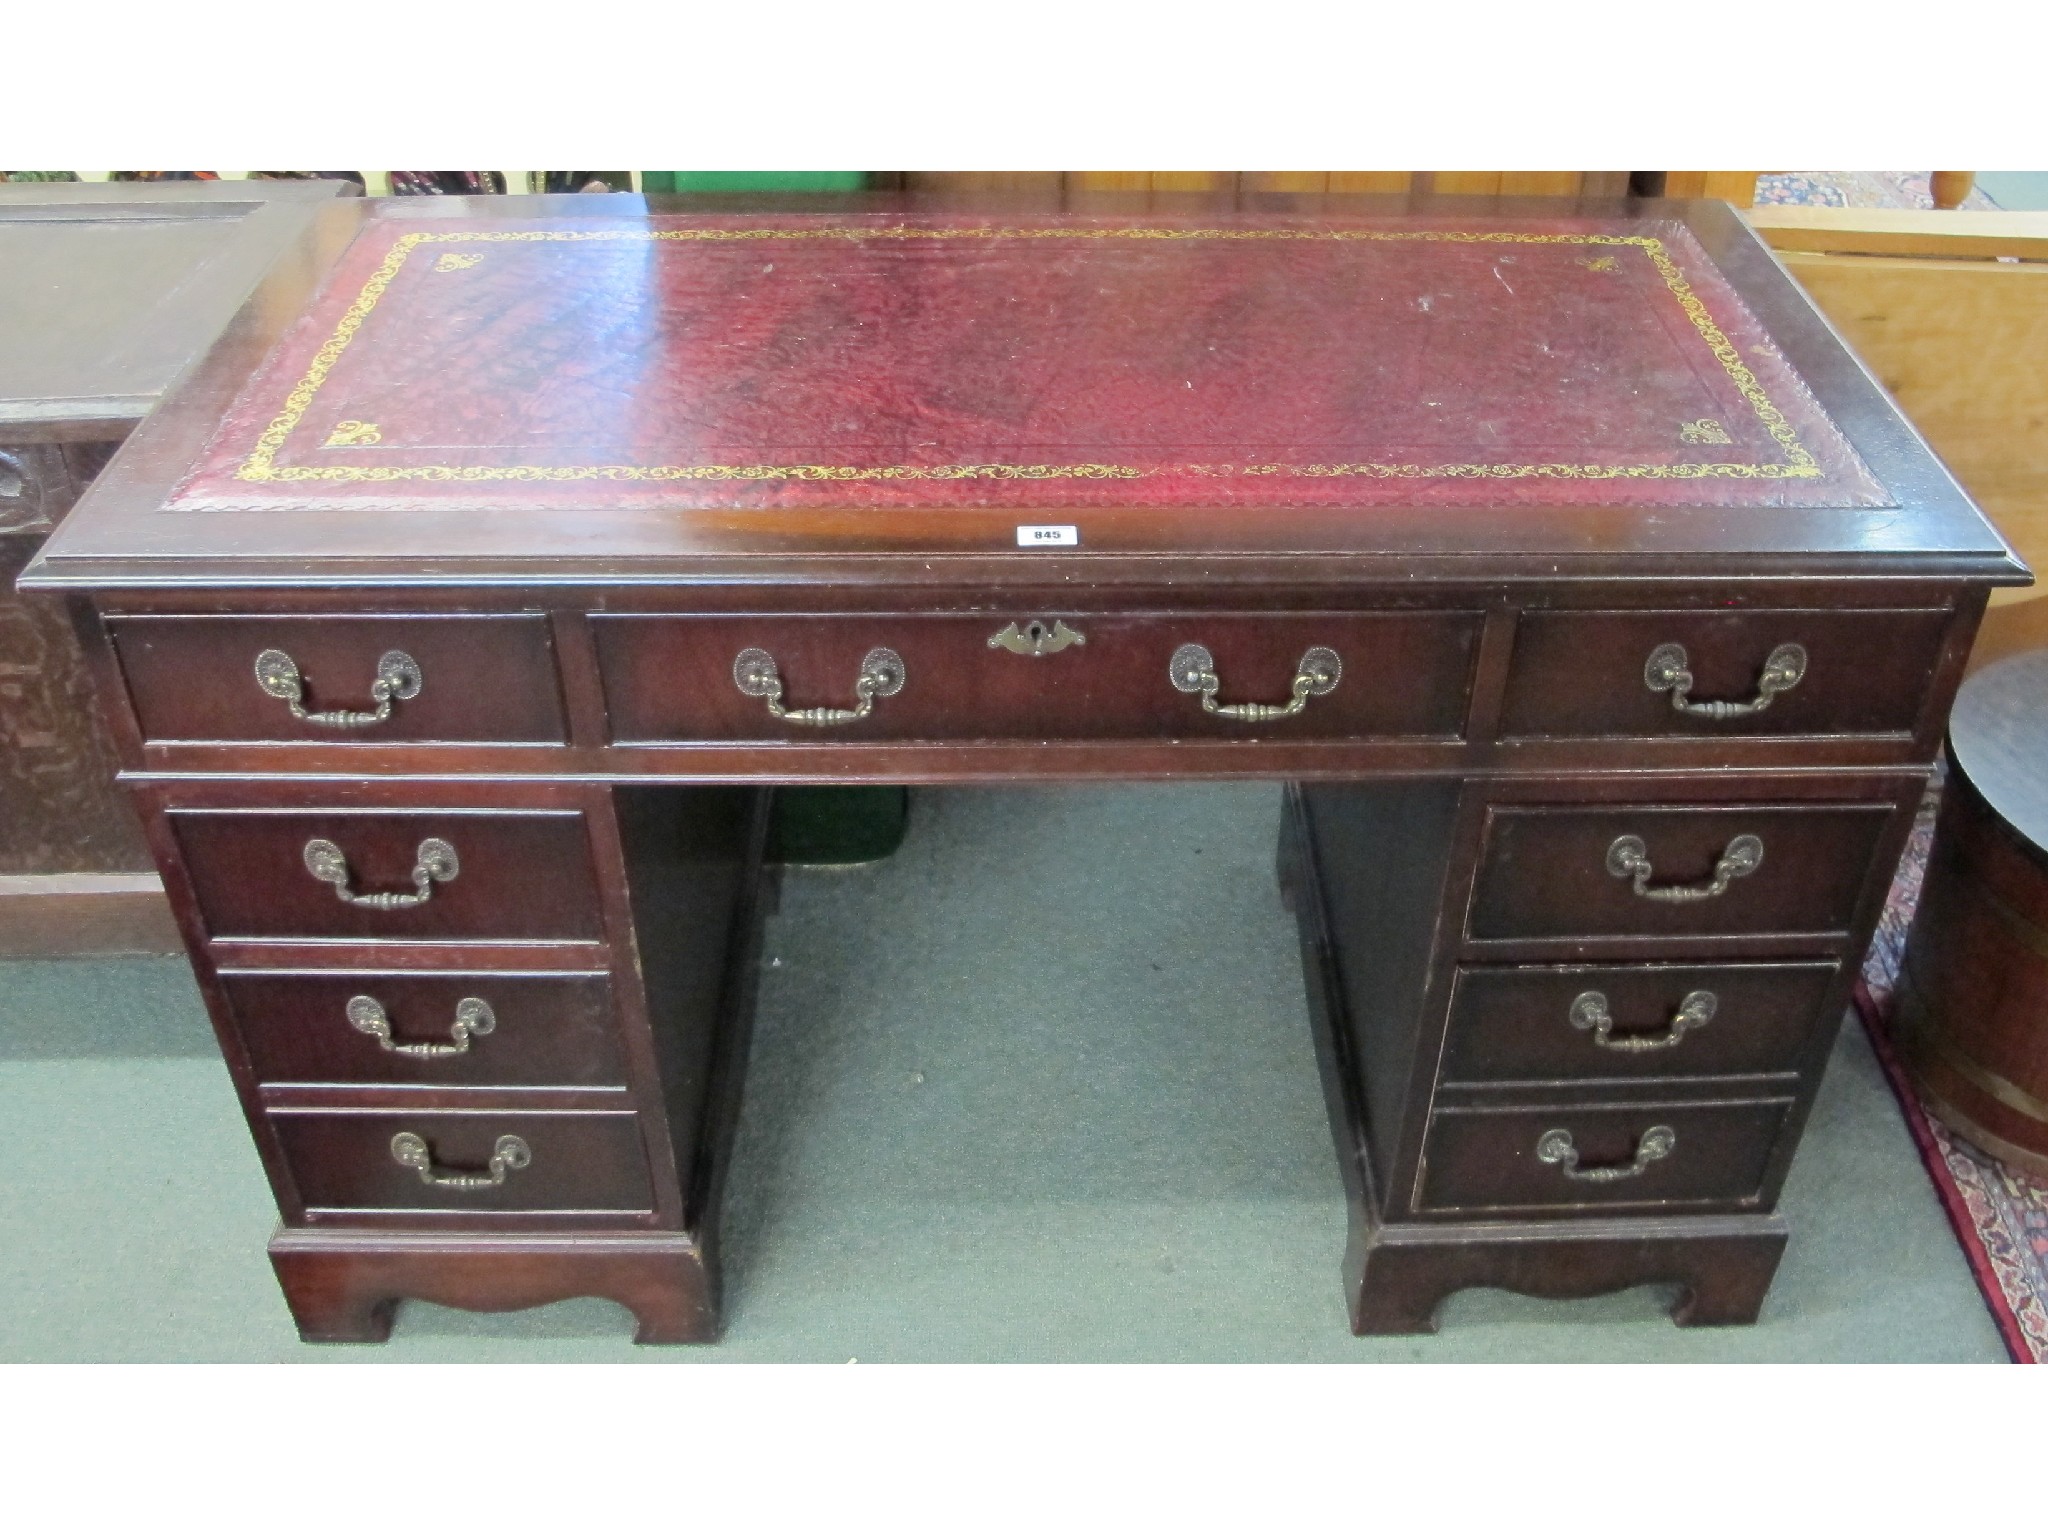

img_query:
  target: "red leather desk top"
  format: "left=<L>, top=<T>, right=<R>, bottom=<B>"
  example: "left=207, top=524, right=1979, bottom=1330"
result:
left=172, top=211, right=1888, bottom=516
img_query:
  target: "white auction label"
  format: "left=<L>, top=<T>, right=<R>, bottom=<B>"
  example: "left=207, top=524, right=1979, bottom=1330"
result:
left=1016, top=524, right=1080, bottom=548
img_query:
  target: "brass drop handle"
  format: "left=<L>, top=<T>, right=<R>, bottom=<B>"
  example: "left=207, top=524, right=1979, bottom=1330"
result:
left=1606, top=833, right=1762, bottom=903
left=255, top=648, right=421, bottom=728
left=1569, top=989, right=1717, bottom=1052
left=1644, top=642, right=1806, bottom=720
left=303, top=837, right=459, bottom=909
left=733, top=646, right=905, bottom=725
left=1170, top=643, right=1342, bottom=722
left=1536, top=1125, right=1675, bottom=1183
left=389, top=1132, right=530, bottom=1189
left=348, top=994, right=495, bottom=1058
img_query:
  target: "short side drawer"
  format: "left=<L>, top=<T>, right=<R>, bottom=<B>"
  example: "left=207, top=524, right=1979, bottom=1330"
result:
left=271, top=1109, right=653, bottom=1213
left=1467, top=803, right=1896, bottom=944
left=108, top=613, right=567, bottom=745
left=170, top=808, right=604, bottom=943
left=1499, top=607, right=1951, bottom=741
left=219, top=970, right=626, bottom=1088
left=1417, top=1099, right=1794, bottom=1214
left=1441, top=961, right=1843, bottom=1085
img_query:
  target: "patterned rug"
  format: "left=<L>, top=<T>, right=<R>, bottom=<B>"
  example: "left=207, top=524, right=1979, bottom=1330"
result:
left=1856, top=779, right=2048, bottom=1363
left=1755, top=171, right=2000, bottom=210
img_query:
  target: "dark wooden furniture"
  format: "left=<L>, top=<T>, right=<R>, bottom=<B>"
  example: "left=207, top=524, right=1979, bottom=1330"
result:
left=1896, top=648, right=2048, bottom=1175
left=20, top=190, right=2028, bottom=1343
left=0, top=178, right=352, bottom=954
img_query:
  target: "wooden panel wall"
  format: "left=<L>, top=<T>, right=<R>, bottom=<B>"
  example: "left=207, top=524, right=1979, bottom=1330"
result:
left=896, top=172, right=1656, bottom=200
left=1749, top=209, right=2048, bottom=622
left=1662, top=172, right=1763, bottom=205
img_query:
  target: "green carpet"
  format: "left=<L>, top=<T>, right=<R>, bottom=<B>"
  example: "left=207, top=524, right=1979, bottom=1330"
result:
left=0, top=786, right=2007, bottom=1361
left=1976, top=171, right=2048, bottom=210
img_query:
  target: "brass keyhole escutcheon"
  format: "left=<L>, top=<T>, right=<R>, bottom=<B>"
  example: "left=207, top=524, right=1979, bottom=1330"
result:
left=989, top=619, right=1086, bottom=656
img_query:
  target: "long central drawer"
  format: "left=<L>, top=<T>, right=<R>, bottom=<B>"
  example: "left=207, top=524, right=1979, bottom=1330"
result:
left=592, top=611, right=1483, bottom=743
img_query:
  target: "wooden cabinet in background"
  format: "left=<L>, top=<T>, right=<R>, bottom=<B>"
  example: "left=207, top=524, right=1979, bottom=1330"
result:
left=0, top=178, right=351, bottom=955
left=1747, top=208, right=2048, bottom=653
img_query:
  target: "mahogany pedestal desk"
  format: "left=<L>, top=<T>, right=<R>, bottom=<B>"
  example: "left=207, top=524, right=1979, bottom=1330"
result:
left=21, top=192, right=2028, bottom=1343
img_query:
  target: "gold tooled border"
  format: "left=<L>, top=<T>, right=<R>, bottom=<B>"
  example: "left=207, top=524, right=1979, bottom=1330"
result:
left=233, top=227, right=1824, bottom=486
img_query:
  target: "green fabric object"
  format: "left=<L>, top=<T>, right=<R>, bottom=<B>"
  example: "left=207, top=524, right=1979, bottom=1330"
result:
left=768, top=786, right=909, bottom=865
left=642, top=172, right=867, bottom=194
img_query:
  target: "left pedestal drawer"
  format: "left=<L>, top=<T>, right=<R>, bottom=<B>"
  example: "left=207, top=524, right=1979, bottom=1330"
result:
left=107, top=613, right=568, bottom=746
left=220, top=971, right=626, bottom=1088
left=270, top=1109, right=655, bottom=1214
left=168, top=808, right=604, bottom=943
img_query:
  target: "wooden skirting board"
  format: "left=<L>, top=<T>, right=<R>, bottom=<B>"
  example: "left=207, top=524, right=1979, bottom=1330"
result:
left=0, top=874, right=181, bottom=957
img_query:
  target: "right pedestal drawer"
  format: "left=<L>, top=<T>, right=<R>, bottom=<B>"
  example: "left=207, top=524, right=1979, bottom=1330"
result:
left=1499, top=608, right=1952, bottom=740
left=1467, top=802, right=1897, bottom=943
left=1441, top=960, right=1843, bottom=1085
left=1417, top=1099, right=1796, bottom=1215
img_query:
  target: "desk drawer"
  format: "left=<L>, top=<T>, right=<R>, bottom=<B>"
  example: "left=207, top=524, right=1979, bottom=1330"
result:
left=1500, top=608, right=1950, bottom=740
left=271, top=1109, right=653, bottom=1213
left=220, top=971, right=626, bottom=1088
left=1417, top=1099, right=1793, bottom=1214
left=108, top=613, right=566, bottom=745
left=594, top=611, right=1481, bottom=743
left=1441, top=961, right=1842, bottom=1085
left=1467, top=803, right=1895, bottom=944
left=170, top=808, right=604, bottom=943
